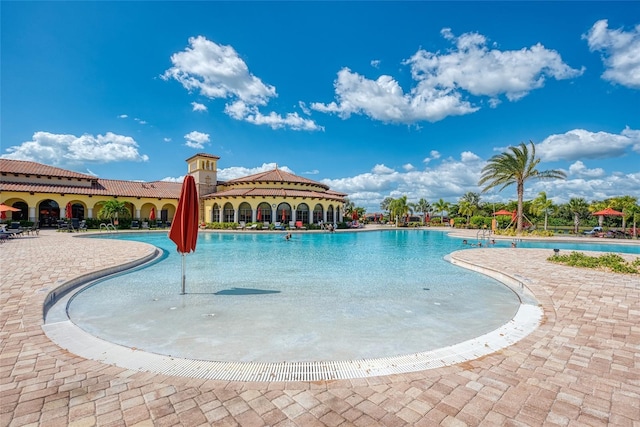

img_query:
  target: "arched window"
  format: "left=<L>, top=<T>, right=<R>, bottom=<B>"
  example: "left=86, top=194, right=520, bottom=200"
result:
left=313, top=204, right=324, bottom=224
left=212, top=203, right=221, bottom=222
left=327, top=205, right=335, bottom=223
left=223, top=202, right=235, bottom=222
left=257, top=202, right=271, bottom=223
left=296, top=203, right=309, bottom=224
left=238, top=202, right=252, bottom=223
left=277, top=203, right=292, bottom=223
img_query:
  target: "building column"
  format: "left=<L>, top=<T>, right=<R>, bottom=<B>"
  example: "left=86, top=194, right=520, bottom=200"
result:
left=88, top=208, right=93, bottom=219
left=135, top=209, right=141, bottom=220
left=29, top=206, right=36, bottom=223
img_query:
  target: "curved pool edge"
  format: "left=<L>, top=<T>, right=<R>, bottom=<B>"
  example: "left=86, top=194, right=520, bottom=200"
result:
left=42, top=247, right=543, bottom=382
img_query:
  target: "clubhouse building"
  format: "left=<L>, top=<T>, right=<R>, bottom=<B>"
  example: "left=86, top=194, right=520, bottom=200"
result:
left=0, top=154, right=346, bottom=227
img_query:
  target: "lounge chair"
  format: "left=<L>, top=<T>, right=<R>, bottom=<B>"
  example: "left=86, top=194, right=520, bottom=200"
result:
left=295, top=221, right=306, bottom=230
left=288, top=221, right=296, bottom=229
left=141, top=221, right=150, bottom=230
left=78, top=220, right=87, bottom=232
left=131, top=220, right=140, bottom=230
left=237, top=221, right=246, bottom=230
left=248, top=223, right=258, bottom=230
left=156, top=220, right=164, bottom=229
left=274, top=222, right=285, bottom=230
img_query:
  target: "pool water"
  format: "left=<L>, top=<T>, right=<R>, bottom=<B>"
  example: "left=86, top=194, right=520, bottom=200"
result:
left=66, top=230, right=635, bottom=363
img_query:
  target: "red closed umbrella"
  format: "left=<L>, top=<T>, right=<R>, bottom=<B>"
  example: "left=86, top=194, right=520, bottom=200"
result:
left=169, top=175, right=199, bottom=294
left=352, top=210, right=358, bottom=221
left=149, top=207, right=156, bottom=221
left=257, top=207, right=262, bottom=221
left=281, top=210, right=286, bottom=222
left=66, top=202, right=73, bottom=219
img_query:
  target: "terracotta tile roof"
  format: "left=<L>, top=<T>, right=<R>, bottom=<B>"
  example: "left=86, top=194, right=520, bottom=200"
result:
left=206, top=187, right=345, bottom=201
left=0, top=159, right=96, bottom=180
left=186, top=153, right=220, bottom=162
left=225, top=168, right=330, bottom=190
left=0, top=179, right=182, bottom=198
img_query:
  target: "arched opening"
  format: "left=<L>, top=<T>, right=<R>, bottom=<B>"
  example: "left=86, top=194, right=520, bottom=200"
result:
left=257, top=202, right=271, bottom=223
left=313, top=204, right=324, bottom=224
left=238, top=202, right=252, bottom=223
left=70, top=202, right=85, bottom=220
left=296, top=203, right=310, bottom=224
left=277, top=203, right=292, bottom=224
left=327, top=205, right=335, bottom=223
left=222, top=202, right=235, bottom=222
left=38, top=200, right=60, bottom=227
left=212, top=203, right=221, bottom=222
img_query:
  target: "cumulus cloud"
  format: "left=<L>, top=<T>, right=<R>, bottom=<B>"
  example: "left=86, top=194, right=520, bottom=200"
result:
left=311, top=28, right=582, bottom=124
left=372, top=164, right=395, bottom=174
left=163, top=137, right=172, bottom=142
left=584, top=20, right=640, bottom=88
left=0, top=131, right=149, bottom=167
left=537, top=127, right=640, bottom=161
left=403, top=163, right=415, bottom=171
left=163, top=36, right=322, bottom=131
left=217, top=163, right=294, bottom=181
left=423, top=150, right=441, bottom=164
left=371, top=59, right=381, bottom=68
left=192, top=102, right=207, bottom=112
left=118, top=114, right=128, bottom=119
left=184, top=131, right=210, bottom=149
left=568, top=161, right=606, bottom=178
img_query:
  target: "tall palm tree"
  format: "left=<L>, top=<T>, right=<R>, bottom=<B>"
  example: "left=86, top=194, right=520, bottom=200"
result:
left=410, top=198, right=431, bottom=225
left=530, top=191, right=554, bottom=231
left=380, top=197, right=394, bottom=219
left=432, top=198, right=451, bottom=225
left=389, top=196, right=411, bottom=225
left=611, top=195, right=637, bottom=231
left=479, top=141, right=566, bottom=233
left=568, top=198, right=589, bottom=233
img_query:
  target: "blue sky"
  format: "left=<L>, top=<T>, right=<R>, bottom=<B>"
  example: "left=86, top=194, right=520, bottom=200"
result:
left=2, top=1, right=639, bottom=211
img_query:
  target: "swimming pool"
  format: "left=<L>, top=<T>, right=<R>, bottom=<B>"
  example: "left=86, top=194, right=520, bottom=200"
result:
left=63, top=230, right=532, bottom=363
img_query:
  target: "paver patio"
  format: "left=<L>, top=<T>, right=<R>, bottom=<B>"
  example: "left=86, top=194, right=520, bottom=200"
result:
left=1, top=229, right=638, bottom=426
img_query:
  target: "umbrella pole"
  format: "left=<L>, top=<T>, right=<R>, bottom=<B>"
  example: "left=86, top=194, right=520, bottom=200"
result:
left=180, top=253, right=186, bottom=295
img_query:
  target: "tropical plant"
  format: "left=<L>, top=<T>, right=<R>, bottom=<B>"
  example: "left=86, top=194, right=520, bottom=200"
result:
left=432, top=198, right=451, bottom=225
left=611, top=195, right=638, bottom=231
left=98, top=200, right=130, bottom=223
left=479, top=141, right=566, bottom=233
left=380, top=197, right=394, bottom=216
left=411, top=198, right=431, bottom=224
left=460, top=192, right=481, bottom=210
left=567, top=198, right=589, bottom=233
left=458, top=201, right=474, bottom=227
left=389, top=196, right=412, bottom=225
left=530, top=191, right=554, bottom=231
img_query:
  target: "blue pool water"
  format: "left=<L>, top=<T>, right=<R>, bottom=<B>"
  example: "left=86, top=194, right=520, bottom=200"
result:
left=66, top=230, right=637, bottom=362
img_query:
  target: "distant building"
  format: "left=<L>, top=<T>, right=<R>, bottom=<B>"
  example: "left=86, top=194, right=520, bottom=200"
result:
left=0, top=154, right=346, bottom=226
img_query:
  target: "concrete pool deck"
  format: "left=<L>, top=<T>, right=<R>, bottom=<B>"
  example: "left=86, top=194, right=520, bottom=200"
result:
left=1, top=228, right=639, bottom=426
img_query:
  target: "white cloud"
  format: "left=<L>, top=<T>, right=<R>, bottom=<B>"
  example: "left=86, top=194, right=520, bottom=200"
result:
left=217, top=163, right=294, bottom=181
left=423, top=150, right=441, bottom=164
left=312, top=28, right=582, bottom=124
left=537, top=127, right=640, bottom=161
left=403, top=163, right=415, bottom=171
left=371, top=60, right=381, bottom=68
left=134, top=118, right=147, bottom=125
left=0, top=131, right=149, bottom=167
left=584, top=20, right=640, bottom=88
left=163, top=137, right=172, bottom=142
left=568, top=161, right=605, bottom=178
left=372, top=164, right=395, bottom=174
left=118, top=114, right=128, bottom=119
left=163, top=36, right=321, bottom=131
left=303, top=169, right=319, bottom=175
left=192, top=102, right=207, bottom=112
left=184, top=131, right=210, bottom=149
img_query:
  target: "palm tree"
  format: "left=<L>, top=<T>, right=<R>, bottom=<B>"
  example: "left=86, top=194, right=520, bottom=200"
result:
left=568, top=198, right=589, bottom=234
left=479, top=141, right=566, bottom=233
left=98, top=200, right=130, bottom=225
left=611, top=195, right=638, bottom=231
left=410, top=198, right=431, bottom=225
left=432, top=198, right=451, bottom=225
left=389, top=196, right=411, bottom=225
left=458, top=201, right=474, bottom=227
left=460, top=192, right=481, bottom=211
left=530, top=191, right=554, bottom=231
left=380, top=197, right=394, bottom=219
left=624, top=203, right=640, bottom=239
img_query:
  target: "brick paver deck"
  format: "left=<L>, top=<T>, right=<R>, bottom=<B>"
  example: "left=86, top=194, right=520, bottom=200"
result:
left=1, top=229, right=638, bottom=426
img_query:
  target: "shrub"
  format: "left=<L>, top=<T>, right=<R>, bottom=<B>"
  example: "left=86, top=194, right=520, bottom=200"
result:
left=548, top=251, right=639, bottom=274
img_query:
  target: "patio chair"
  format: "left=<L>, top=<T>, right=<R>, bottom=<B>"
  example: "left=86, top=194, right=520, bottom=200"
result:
left=274, top=222, right=285, bottom=230
left=156, top=220, right=164, bottom=229
left=288, top=221, right=296, bottom=229
left=78, top=220, right=87, bottom=232
left=295, top=221, right=306, bottom=230
left=237, top=221, right=246, bottom=230
left=131, top=220, right=140, bottom=230
left=141, top=221, right=150, bottom=230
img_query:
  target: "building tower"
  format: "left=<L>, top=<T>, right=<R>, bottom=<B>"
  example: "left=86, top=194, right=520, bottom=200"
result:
left=185, top=153, right=220, bottom=221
